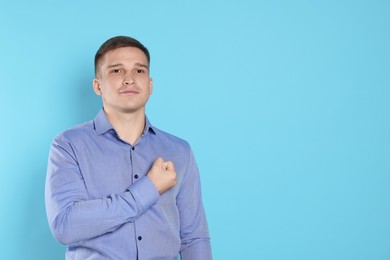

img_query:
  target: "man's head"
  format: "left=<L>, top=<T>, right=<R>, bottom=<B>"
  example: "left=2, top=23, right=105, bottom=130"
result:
left=93, top=36, right=153, bottom=115
left=94, top=36, right=150, bottom=76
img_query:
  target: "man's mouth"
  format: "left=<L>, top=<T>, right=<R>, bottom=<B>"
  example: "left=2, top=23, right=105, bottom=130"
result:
left=119, top=89, right=140, bottom=94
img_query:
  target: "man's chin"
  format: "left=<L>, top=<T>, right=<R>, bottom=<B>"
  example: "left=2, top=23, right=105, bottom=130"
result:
left=120, top=106, right=145, bottom=114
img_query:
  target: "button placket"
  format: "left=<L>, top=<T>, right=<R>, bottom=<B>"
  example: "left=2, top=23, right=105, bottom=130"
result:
left=130, top=145, right=138, bottom=182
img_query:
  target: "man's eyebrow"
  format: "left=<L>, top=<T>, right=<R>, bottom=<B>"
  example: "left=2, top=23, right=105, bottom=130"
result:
left=106, top=63, right=123, bottom=69
left=105, top=63, right=149, bottom=70
left=134, top=63, right=149, bottom=69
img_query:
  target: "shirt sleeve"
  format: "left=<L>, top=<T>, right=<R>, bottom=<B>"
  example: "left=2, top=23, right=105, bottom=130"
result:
left=45, top=135, right=160, bottom=245
left=178, top=148, right=212, bottom=260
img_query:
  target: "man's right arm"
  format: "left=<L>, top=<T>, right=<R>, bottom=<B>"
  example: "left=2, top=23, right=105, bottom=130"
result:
left=45, top=136, right=175, bottom=245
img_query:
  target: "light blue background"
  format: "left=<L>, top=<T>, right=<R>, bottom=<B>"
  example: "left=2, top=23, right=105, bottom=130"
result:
left=1, top=0, right=389, bottom=259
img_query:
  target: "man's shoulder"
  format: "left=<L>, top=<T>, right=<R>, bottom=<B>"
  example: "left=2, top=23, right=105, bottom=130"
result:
left=151, top=126, right=190, bottom=149
left=54, top=120, right=95, bottom=143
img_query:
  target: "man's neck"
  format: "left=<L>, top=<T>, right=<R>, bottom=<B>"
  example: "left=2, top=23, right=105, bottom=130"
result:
left=104, top=108, right=146, bottom=145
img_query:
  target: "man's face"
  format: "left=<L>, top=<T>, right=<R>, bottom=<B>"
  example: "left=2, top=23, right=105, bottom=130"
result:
left=93, top=47, right=153, bottom=115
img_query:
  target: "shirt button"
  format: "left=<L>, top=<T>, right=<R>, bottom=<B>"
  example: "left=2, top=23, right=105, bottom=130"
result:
left=138, top=236, right=142, bottom=241
left=134, top=175, right=138, bottom=179
left=132, top=147, right=135, bottom=151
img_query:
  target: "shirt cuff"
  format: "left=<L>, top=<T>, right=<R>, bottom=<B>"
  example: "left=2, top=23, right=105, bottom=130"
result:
left=128, top=176, right=160, bottom=212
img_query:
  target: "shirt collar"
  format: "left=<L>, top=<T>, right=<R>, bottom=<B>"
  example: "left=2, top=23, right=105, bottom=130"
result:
left=94, top=108, right=156, bottom=136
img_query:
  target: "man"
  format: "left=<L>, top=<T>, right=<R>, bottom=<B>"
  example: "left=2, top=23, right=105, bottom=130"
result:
left=45, top=36, right=212, bottom=260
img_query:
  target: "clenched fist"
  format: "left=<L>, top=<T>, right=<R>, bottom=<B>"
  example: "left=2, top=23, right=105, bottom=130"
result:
left=147, top=157, right=177, bottom=194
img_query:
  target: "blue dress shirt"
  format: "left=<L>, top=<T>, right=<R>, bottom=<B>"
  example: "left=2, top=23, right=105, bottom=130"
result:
left=45, top=109, right=212, bottom=260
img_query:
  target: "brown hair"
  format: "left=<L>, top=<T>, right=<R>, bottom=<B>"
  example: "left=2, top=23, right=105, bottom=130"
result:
left=94, top=36, right=150, bottom=75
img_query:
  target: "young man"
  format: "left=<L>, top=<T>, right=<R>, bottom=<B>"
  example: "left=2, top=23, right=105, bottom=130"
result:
left=45, top=36, right=212, bottom=260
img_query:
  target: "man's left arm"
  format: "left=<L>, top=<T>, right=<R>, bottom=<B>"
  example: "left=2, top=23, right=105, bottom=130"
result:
left=178, top=148, right=212, bottom=260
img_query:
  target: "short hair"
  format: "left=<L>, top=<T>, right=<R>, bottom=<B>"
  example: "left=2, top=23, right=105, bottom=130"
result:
left=94, top=36, right=150, bottom=75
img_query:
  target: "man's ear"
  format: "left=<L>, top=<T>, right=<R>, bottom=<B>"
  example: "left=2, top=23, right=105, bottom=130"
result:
left=93, top=79, right=102, bottom=96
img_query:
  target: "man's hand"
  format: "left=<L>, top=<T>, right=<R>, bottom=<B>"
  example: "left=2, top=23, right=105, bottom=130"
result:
left=147, top=157, right=177, bottom=195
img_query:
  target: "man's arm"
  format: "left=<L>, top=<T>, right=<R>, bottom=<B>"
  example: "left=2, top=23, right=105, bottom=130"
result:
left=45, top=136, right=175, bottom=245
left=178, top=148, right=212, bottom=260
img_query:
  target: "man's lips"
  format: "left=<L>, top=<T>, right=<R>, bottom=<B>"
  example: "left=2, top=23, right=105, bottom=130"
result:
left=119, top=89, right=140, bottom=94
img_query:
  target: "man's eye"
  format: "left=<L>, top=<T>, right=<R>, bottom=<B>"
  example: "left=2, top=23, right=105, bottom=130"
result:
left=111, top=69, right=121, bottom=74
left=136, top=69, right=145, bottom=74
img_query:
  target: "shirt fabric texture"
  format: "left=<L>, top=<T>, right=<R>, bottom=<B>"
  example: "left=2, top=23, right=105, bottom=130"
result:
left=45, top=109, right=212, bottom=260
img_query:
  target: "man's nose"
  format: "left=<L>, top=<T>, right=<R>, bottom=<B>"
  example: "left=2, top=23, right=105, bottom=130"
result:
left=123, top=73, right=135, bottom=85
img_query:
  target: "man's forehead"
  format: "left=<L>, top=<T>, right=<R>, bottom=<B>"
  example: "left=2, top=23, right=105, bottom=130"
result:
left=101, top=48, right=148, bottom=65
left=108, top=47, right=147, bottom=59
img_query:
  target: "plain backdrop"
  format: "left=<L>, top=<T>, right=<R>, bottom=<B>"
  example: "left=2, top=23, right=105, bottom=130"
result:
left=1, top=0, right=389, bottom=259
